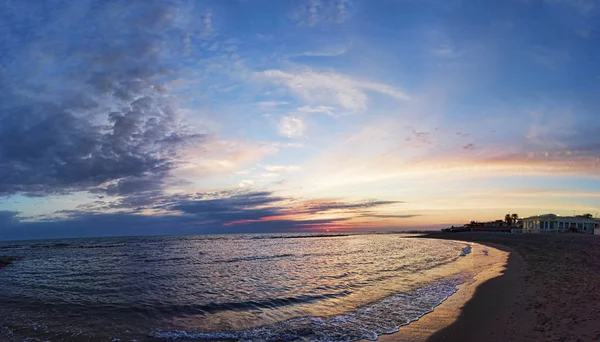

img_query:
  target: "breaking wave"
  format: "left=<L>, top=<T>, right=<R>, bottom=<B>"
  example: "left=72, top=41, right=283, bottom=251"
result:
left=152, top=276, right=466, bottom=342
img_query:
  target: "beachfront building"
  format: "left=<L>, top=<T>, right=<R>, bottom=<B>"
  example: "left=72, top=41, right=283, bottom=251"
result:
left=521, top=214, right=599, bottom=234
left=464, top=220, right=512, bottom=232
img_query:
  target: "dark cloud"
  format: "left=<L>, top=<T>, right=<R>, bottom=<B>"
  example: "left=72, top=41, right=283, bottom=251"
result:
left=0, top=192, right=406, bottom=240
left=361, top=214, right=420, bottom=219
left=154, top=191, right=289, bottom=223
left=302, top=200, right=401, bottom=214
left=0, top=212, right=351, bottom=240
left=222, top=218, right=351, bottom=234
left=92, top=173, right=168, bottom=197
left=0, top=1, right=203, bottom=198
left=0, top=213, right=201, bottom=241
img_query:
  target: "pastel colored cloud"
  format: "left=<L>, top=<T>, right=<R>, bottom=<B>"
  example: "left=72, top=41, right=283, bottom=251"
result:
left=256, top=69, right=409, bottom=112
left=2, top=0, right=600, bottom=239
left=278, top=116, right=306, bottom=138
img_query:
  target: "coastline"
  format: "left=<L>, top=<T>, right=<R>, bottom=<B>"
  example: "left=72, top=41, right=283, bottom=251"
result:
left=423, top=243, right=533, bottom=341
left=373, top=240, right=519, bottom=342
left=4, top=233, right=600, bottom=341
left=381, top=232, right=600, bottom=342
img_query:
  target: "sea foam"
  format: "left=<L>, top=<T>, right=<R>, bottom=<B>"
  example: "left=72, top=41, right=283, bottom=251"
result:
left=152, top=275, right=467, bottom=342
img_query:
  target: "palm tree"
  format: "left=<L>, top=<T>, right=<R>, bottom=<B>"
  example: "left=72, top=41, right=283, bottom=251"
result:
left=505, top=213, right=512, bottom=226
left=511, top=213, right=519, bottom=226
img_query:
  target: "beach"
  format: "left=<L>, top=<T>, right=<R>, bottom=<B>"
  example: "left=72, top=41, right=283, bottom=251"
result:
left=0, top=234, right=489, bottom=341
left=2, top=233, right=600, bottom=341
left=383, top=232, right=600, bottom=342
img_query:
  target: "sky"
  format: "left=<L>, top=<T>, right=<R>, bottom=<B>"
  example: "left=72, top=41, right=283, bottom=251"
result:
left=1, top=0, right=600, bottom=240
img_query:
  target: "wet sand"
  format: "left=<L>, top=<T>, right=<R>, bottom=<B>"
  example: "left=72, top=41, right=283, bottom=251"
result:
left=384, top=232, right=600, bottom=342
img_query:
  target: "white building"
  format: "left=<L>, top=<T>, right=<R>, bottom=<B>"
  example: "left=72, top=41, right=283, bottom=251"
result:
left=522, top=214, right=599, bottom=234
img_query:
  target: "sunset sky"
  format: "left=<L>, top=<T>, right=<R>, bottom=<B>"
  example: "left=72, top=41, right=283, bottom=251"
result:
left=1, top=0, right=600, bottom=239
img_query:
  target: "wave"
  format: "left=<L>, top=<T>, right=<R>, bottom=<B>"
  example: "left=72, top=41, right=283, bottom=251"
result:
left=214, top=249, right=371, bottom=264
left=78, top=243, right=127, bottom=249
left=250, top=234, right=351, bottom=240
left=3, top=242, right=128, bottom=250
left=215, top=254, right=295, bottom=263
left=19, top=291, right=352, bottom=317
left=143, top=257, right=187, bottom=263
left=151, top=276, right=466, bottom=341
left=0, top=244, right=25, bottom=250
left=154, top=331, right=238, bottom=340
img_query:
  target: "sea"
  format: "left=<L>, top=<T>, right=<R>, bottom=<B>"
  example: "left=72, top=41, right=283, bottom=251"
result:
left=0, top=233, right=476, bottom=342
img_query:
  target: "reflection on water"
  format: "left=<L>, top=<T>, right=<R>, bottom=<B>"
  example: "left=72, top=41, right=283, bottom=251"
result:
left=0, top=233, right=471, bottom=341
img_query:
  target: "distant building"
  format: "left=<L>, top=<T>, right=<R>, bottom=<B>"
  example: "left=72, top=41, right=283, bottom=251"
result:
left=521, top=214, right=599, bottom=234
left=464, top=220, right=512, bottom=232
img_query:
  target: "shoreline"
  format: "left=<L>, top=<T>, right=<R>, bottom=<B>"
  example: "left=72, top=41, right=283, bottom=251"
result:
left=373, top=240, right=519, bottom=342
left=384, top=232, right=600, bottom=342
left=424, top=243, right=533, bottom=341
left=4, top=233, right=600, bottom=341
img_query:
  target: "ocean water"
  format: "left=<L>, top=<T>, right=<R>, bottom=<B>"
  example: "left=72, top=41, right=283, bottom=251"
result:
left=0, top=234, right=473, bottom=341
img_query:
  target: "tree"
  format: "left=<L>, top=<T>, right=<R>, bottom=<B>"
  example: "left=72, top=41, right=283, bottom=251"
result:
left=581, top=213, right=593, bottom=218
left=511, top=213, right=519, bottom=225
left=505, top=213, right=512, bottom=226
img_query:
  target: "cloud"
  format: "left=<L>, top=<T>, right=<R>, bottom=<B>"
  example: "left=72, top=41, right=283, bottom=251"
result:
left=336, top=0, right=351, bottom=22
left=91, top=173, right=167, bottom=197
left=239, top=179, right=255, bottom=188
left=256, top=69, right=409, bottom=112
left=297, top=106, right=336, bottom=116
left=202, top=11, right=214, bottom=37
left=167, top=195, right=401, bottom=229
left=462, top=143, right=475, bottom=150
left=256, top=101, right=290, bottom=109
left=288, top=43, right=352, bottom=58
left=361, top=214, right=420, bottom=219
left=306, top=0, right=320, bottom=27
left=291, top=0, right=352, bottom=27
left=0, top=1, right=203, bottom=198
left=172, top=140, right=279, bottom=178
left=169, top=191, right=286, bottom=222
left=301, top=200, right=402, bottom=214
left=262, top=173, right=281, bottom=178
left=0, top=191, right=410, bottom=239
left=263, top=165, right=301, bottom=172
left=278, top=115, right=306, bottom=138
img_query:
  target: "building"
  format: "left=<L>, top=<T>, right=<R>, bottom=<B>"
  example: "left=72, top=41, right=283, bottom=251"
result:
left=521, top=214, right=599, bottom=234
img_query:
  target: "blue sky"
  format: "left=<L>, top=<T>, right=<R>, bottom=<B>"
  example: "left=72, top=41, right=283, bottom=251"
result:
left=1, top=0, right=600, bottom=239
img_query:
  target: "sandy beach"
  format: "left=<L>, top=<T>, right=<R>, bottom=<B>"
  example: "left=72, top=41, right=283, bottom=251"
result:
left=383, top=232, right=600, bottom=342
left=3, top=234, right=600, bottom=341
